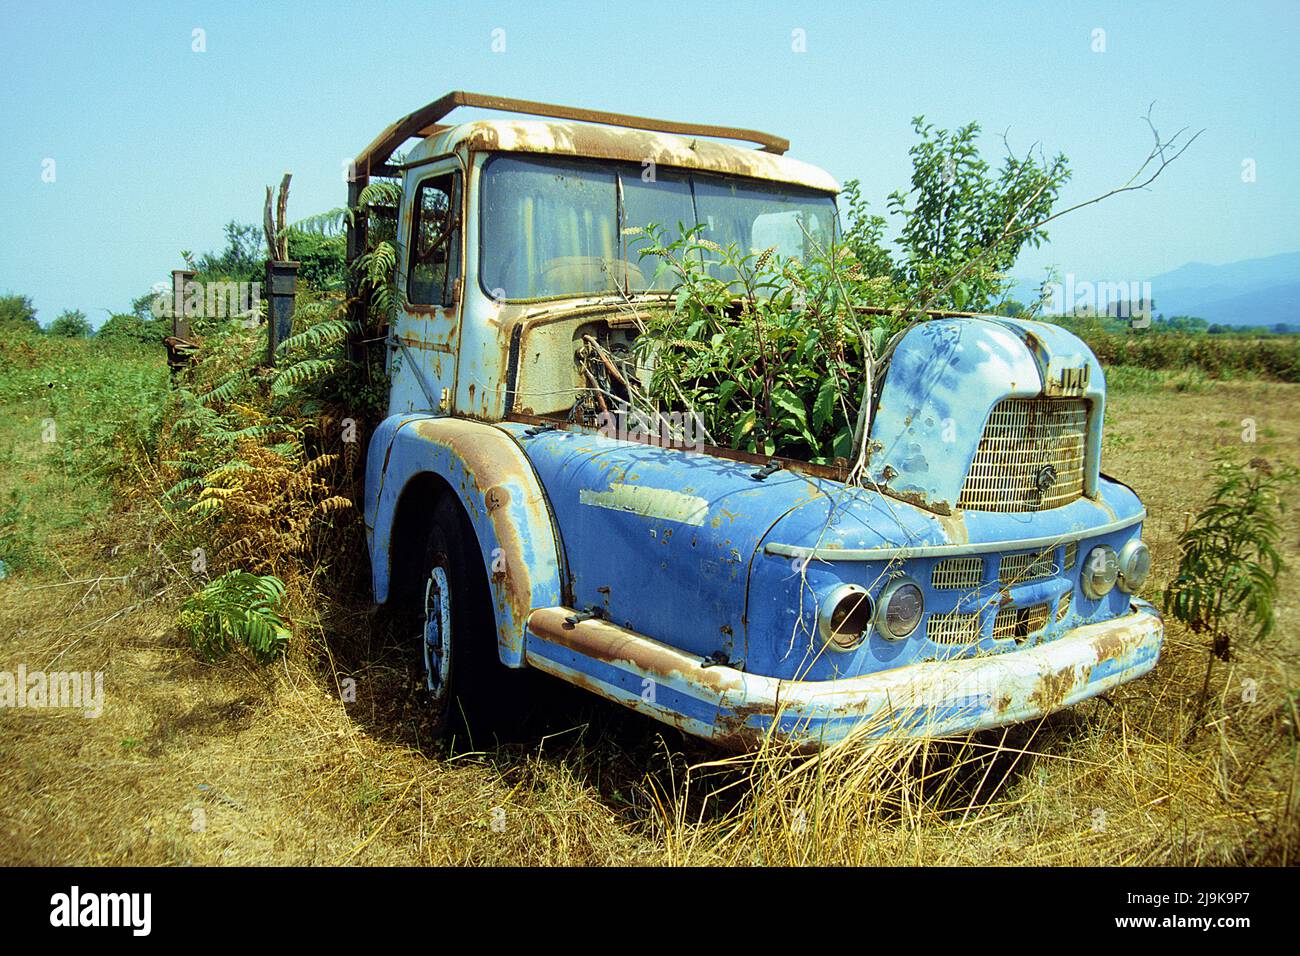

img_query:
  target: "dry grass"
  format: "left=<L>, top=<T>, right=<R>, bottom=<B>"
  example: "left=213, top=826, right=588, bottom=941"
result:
left=1, top=377, right=1297, bottom=866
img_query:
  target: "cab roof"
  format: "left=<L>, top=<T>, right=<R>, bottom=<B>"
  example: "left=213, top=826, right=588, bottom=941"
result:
left=352, top=91, right=839, bottom=194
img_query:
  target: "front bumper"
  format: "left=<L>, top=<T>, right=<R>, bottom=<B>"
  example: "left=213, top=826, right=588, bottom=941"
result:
left=525, top=600, right=1164, bottom=749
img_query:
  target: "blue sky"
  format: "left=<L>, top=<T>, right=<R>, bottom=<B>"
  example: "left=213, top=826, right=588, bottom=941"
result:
left=1, top=0, right=1297, bottom=326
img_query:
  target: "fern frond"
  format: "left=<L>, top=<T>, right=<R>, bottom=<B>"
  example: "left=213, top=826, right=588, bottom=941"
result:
left=162, top=476, right=203, bottom=499
left=286, top=208, right=347, bottom=237
left=356, top=180, right=402, bottom=210
left=271, top=358, right=346, bottom=397
left=277, top=319, right=356, bottom=356
left=316, top=496, right=354, bottom=514
left=200, top=369, right=250, bottom=407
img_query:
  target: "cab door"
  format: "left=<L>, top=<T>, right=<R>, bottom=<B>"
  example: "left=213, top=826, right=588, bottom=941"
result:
left=389, top=159, right=464, bottom=415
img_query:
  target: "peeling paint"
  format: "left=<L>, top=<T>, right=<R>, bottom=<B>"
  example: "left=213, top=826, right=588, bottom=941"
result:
left=413, top=119, right=839, bottom=193
left=579, top=483, right=708, bottom=526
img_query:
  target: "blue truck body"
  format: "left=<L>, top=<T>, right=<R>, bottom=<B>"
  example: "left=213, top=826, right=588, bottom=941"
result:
left=352, top=93, right=1163, bottom=749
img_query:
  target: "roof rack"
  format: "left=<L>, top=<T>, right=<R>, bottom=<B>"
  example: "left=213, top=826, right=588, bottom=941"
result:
left=352, top=91, right=789, bottom=178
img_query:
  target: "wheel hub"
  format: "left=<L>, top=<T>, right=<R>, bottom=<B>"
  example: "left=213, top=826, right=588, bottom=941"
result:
left=422, top=566, right=451, bottom=697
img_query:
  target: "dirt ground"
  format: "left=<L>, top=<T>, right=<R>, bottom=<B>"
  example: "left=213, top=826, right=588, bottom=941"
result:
left=1, top=376, right=1297, bottom=865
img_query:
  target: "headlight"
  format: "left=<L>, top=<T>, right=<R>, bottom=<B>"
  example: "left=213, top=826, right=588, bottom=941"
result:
left=1117, top=539, right=1151, bottom=593
left=876, top=579, right=923, bottom=640
left=818, top=584, right=874, bottom=650
left=1081, top=545, right=1119, bottom=599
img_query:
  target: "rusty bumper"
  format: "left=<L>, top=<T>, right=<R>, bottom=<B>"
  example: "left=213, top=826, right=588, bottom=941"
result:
left=525, top=600, right=1164, bottom=750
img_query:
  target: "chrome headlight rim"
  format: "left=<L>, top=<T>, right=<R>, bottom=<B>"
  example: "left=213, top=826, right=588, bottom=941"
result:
left=817, top=583, right=874, bottom=651
left=875, top=577, right=924, bottom=641
left=1081, top=544, right=1120, bottom=600
left=1116, top=539, right=1151, bottom=594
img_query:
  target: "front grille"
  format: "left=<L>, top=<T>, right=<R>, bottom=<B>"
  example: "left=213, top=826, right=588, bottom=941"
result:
left=931, top=556, right=984, bottom=590
left=1063, top=541, right=1078, bottom=570
left=926, top=610, right=983, bottom=645
left=999, top=549, right=1057, bottom=585
left=958, top=398, right=1088, bottom=512
left=993, top=603, right=1050, bottom=642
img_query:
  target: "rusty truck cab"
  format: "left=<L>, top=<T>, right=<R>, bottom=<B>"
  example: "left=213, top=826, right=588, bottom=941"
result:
left=356, top=93, right=1164, bottom=749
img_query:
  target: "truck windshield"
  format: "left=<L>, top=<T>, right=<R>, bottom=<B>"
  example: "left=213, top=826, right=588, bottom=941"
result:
left=480, top=154, right=837, bottom=301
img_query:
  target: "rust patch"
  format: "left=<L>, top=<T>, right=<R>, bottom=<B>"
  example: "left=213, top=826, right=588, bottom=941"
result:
left=879, top=485, right=953, bottom=516
left=1093, top=630, right=1132, bottom=664
left=1028, top=665, right=1085, bottom=714
left=529, top=607, right=742, bottom=697
left=485, top=485, right=510, bottom=512
left=460, top=120, right=835, bottom=192
left=410, top=418, right=549, bottom=649
left=936, top=509, right=968, bottom=546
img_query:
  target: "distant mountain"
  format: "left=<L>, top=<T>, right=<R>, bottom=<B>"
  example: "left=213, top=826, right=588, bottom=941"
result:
left=1148, top=252, right=1300, bottom=325
left=1169, top=281, right=1300, bottom=328
left=1011, top=251, right=1300, bottom=327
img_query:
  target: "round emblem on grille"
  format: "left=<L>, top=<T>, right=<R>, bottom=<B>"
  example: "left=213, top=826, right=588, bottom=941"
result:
left=1036, top=463, right=1059, bottom=493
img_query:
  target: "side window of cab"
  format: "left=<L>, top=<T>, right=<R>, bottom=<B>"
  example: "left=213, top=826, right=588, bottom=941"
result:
left=408, top=173, right=461, bottom=307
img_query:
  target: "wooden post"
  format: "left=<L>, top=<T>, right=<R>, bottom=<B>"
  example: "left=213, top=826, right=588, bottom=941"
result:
left=164, top=269, right=198, bottom=377
left=265, top=260, right=299, bottom=367
left=170, top=269, right=195, bottom=340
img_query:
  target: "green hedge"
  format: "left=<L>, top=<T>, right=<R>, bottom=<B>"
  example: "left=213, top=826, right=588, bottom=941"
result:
left=1078, top=332, right=1300, bottom=383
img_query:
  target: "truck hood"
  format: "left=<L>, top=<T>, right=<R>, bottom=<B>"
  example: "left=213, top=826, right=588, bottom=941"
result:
left=503, top=316, right=1125, bottom=679
left=504, top=423, right=932, bottom=664
left=867, top=316, right=1105, bottom=511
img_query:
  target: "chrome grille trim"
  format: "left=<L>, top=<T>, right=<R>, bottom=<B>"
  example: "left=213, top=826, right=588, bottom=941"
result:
left=993, top=603, right=1051, bottom=642
left=763, top=511, right=1144, bottom=562
left=958, top=398, right=1088, bottom=512
left=931, top=556, right=984, bottom=590
left=999, top=549, right=1057, bottom=585
left=926, top=610, right=984, bottom=645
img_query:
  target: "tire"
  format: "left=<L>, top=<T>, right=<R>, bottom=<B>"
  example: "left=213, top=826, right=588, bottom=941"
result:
left=413, top=495, right=525, bottom=744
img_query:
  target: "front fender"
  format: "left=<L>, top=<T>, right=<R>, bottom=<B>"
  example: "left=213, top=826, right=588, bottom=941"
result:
left=365, top=414, right=565, bottom=667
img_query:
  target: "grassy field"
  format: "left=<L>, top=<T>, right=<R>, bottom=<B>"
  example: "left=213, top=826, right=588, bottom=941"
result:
left=1, top=341, right=1297, bottom=865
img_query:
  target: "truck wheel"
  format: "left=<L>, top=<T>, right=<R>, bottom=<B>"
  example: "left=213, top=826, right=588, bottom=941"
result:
left=414, top=496, right=517, bottom=741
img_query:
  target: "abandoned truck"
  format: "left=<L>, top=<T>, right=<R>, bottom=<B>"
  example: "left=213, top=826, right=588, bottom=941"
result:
left=351, top=92, right=1163, bottom=749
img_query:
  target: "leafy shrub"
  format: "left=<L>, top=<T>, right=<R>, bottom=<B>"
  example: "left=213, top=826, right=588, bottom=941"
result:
left=632, top=229, right=898, bottom=462
left=1164, top=456, right=1297, bottom=728
left=0, top=293, right=41, bottom=332
left=48, top=309, right=92, bottom=338
left=877, top=117, right=1069, bottom=312
left=626, top=117, right=1071, bottom=463
left=179, top=571, right=290, bottom=664
left=96, top=311, right=171, bottom=346
left=151, top=178, right=399, bottom=589
left=288, top=231, right=346, bottom=291
left=1165, top=457, right=1295, bottom=656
